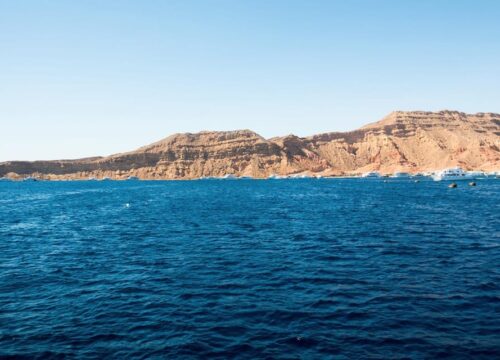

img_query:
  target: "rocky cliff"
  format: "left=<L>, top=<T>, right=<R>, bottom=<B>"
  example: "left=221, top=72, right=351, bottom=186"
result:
left=1, top=111, right=499, bottom=179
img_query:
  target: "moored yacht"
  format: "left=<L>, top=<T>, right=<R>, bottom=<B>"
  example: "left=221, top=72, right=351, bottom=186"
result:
left=466, top=171, right=485, bottom=178
left=289, top=173, right=311, bottom=179
left=222, top=174, right=237, bottom=179
left=432, top=167, right=474, bottom=181
left=391, top=172, right=410, bottom=178
left=268, top=174, right=288, bottom=179
left=362, top=171, right=381, bottom=178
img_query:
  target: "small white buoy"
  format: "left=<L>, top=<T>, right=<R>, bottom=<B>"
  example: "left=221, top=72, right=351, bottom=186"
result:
left=125, top=203, right=130, bottom=208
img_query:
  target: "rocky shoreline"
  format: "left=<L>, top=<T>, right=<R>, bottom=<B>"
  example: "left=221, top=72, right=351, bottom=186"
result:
left=2, top=110, right=499, bottom=180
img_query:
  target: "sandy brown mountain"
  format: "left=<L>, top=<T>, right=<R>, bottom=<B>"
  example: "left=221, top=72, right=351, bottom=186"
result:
left=1, top=110, right=499, bottom=180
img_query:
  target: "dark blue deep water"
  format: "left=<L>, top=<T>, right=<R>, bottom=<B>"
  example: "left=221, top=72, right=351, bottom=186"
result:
left=0, top=179, right=499, bottom=359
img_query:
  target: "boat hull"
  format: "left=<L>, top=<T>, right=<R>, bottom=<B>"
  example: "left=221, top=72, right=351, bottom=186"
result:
left=432, top=175, right=475, bottom=181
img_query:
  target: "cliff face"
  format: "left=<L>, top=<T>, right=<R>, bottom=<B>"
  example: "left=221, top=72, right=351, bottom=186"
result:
left=302, top=111, right=500, bottom=174
left=1, top=111, right=499, bottom=179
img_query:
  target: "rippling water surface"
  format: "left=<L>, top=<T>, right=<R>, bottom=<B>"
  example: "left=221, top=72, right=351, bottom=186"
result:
left=1, top=179, right=499, bottom=359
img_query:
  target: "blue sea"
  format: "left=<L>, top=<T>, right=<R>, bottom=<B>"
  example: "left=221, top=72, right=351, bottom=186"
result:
left=1, top=179, right=499, bottom=359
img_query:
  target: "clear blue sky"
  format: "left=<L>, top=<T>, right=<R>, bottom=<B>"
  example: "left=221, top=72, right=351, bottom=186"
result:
left=1, top=0, right=499, bottom=161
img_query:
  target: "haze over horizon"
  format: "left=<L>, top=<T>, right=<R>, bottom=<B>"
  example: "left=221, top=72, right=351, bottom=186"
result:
left=1, top=0, right=499, bottom=161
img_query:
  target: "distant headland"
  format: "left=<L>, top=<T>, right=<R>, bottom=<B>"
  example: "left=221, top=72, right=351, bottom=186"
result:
left=1, top=110, right=499, bottom=180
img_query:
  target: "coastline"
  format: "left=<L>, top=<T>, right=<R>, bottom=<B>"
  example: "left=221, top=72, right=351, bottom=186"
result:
left=2, top=170, right=498, bottom=182
left=2, top=111, right=499, bottom=181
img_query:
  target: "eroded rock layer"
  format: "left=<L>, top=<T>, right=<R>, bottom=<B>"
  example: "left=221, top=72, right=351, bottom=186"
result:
left=1, top=111, right=499, bottom=179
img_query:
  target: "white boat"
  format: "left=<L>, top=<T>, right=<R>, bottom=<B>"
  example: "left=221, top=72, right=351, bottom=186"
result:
left=466, top=171, right=485, bottom=178
left=126, top=176, right=139, bottom=181
left=362, top=171, right=381, bottom=178
left=391, top=172, right=410, bottom=178
left=222, top=174, right=237, bottom=179
left=411, top=172, right=431, bottom=180
left=289, top=173, right=310, bottom=179
left=432, top=167, right=475, bottom=181
left=268, top=174, right=288, bottom=179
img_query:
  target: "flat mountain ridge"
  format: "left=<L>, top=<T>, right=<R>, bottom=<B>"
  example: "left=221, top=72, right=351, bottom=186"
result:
left=2, top=110, right=499, bottom=179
